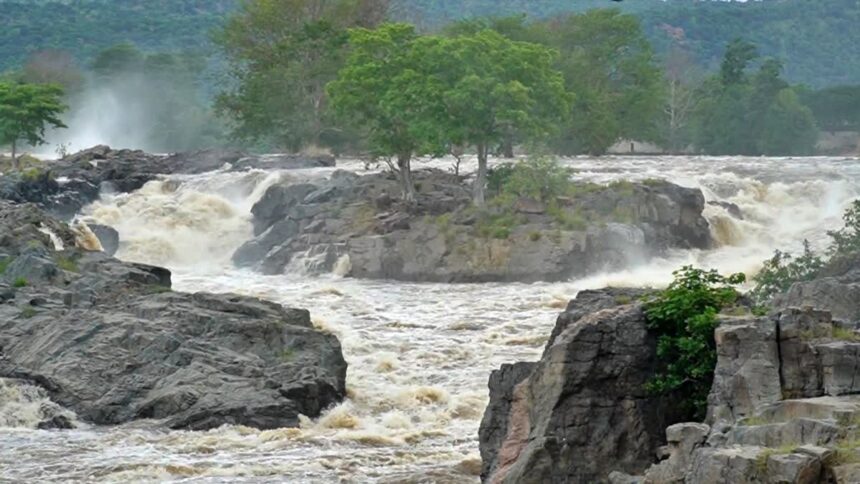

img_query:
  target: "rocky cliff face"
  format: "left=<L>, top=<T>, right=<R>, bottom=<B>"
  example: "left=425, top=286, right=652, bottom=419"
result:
left=0, top=201, right=347, bottom=430
left=479, top=288, right=687, bottom=483
left=235, top=170, right=713, bottom=283
left=480, top=259, right=860, bottom=484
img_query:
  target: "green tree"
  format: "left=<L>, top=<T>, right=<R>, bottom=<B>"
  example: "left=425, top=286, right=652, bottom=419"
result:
left=420, top=30, right=569, bottom=204
left=327, top=23, right=429, bottom=201
left=0, top=82, right=67, bottom=168
left=692, top=40, right=818, bottom=156
left=547, top=9, right=663, bottom=155
left=214, top=0, right=389, bottom=152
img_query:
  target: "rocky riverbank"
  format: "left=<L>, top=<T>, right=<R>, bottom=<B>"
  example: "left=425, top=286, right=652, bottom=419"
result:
left=0, top=145, right=334, bottom=219
left=235, top=169, right=713, bottom=282
left=479, top=254, right=860, bottom=483
left=0, top=200, right=347, bottom=430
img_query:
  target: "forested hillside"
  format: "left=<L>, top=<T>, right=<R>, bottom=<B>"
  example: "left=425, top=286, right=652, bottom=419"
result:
left=1, top=0, right=858, bottom=87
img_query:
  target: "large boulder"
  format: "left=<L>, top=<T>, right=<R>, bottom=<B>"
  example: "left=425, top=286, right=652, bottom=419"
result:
left=479, top=289, right=685, bottom=483
left=0, top=201, right=347, bottom=430
left=235, top=171, right=713, bottom=283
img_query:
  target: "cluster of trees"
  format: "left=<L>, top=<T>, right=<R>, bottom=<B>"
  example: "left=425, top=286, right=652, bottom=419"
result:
left=216, top=4, right=661, bottom=158
left=686, top=40, right=818, bottom=156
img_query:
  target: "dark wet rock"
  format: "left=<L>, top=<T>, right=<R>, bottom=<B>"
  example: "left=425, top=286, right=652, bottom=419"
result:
left=0, top=201, right=348, bottom=431
left=708, top=200, right=744, bottom=219
left=479, top=289, right=686, bottom=483
left=236, top=171, right=713, bottom=282
left=88, top=224, right=119, bottom=256
left=36, top=414, right=75, bottom=430
left=0, top=146, right=337, bottom=220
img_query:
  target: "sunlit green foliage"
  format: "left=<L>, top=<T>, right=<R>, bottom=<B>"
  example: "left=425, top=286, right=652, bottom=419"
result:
left=0, top=81, right=66, bottom=167
left=644, top=266, right=746, bottom=420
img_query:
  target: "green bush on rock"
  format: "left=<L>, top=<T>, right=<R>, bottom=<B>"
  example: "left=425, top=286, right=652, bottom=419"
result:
left=644, top=266, right=746, bottom=420
left=752, top=200, right=860, bottom=305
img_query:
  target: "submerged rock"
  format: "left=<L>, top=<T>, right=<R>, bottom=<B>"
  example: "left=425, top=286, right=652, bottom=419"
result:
left=0, top=201, right=347, bottom=430
left=235, top=170, right=712, bottom=283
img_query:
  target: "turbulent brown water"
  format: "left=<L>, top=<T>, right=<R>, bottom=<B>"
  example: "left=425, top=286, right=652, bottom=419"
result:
left=2, top=156, right=859, bottom=483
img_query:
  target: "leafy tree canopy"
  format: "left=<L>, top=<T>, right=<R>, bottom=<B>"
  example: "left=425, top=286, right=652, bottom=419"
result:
left=0, top=81, right=67, bottom=167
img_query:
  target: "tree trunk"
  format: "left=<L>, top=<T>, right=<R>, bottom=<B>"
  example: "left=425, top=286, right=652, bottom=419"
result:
left=473, top=143, right=488, bottom=206
left=397, top=153, right=417, bottom=203
left=10, top=140, right=17, bottom=170
left=502, top=139, right=514, bottom=158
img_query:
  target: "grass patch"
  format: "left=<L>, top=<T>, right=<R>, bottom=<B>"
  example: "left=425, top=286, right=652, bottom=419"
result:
left=54, top=255, right=79, bottom=273
left=755, top=444, right=800, bottom=474
left=0, top=257, right=11, bottom=275
left=147, top=285, right=172, bottom=294
left=281, top=348, right=296, bottom=362
left=12, top=277, right=27, bottom=288
left=608, top=180, right=636, bottom=196
left=20, top=307, right=37, bottom=319
left=739, top=415, right=770, bottom=426
left=833, top=326, right=860, bottom=342
left=614, top=295, right=633, bottom=305
left=528, top=231, right=542, bottom=242
left=831, top=439, right=860, bottom=466
left=547, top=203, right=588, bottom=231
left=476, top=212, right=520, bottom=240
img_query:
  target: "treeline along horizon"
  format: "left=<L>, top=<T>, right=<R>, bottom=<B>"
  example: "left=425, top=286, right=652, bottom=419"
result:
left=1, top=0, right=859, bottom=88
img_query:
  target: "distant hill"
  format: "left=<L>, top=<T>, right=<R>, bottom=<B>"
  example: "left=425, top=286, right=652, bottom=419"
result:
left=1, top=0, right=858, bottom=87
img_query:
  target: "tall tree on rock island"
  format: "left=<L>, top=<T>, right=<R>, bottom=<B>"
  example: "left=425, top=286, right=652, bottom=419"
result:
left=429, top=30, right=570, bottom=205
left=329, top=24, right=569, bottom=205
left=0, top=82, right=67, bottom=169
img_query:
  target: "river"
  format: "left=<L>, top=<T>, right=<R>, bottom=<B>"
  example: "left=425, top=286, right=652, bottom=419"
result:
left=2, top=155, right=859, bottom=483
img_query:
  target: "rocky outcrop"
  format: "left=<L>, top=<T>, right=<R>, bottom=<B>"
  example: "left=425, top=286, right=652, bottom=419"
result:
left=773, top=252, right=860, bottom=322
left=481, top=257, right=860, bottom=484
left=614, top=306, right=860, bottom=484
left=0, top=146, right=335, bottom=219
left=479, top=288, right=686, bottom=483
left=0, top=200, right=347, bottom=430
left=235, top=170, right=712, bottom=283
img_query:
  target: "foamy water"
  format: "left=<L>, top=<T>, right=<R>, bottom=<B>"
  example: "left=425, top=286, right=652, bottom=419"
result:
left=2, top=156, right=859, bottom=483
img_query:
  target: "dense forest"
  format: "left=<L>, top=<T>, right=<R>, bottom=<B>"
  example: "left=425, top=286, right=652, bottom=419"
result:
left=1, top=0, right=859, bottom=88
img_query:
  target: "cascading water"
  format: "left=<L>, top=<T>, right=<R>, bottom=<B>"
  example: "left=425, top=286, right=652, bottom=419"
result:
left=2, top=156, right=859, bottom=483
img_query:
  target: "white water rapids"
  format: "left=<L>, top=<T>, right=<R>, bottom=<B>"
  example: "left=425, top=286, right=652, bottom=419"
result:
left=2, top=156, right=859, bottom=483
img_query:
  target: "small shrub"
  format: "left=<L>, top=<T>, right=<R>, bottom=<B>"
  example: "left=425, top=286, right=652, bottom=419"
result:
left=828, top=200, right=860, bottom=256
left=644, top=266, right=746, bottom=420
left=547, top=202, right=588, bottom=231
left=491, top=157, right=573, bottom=203
left=476, top=211, right=520, bottom=240
left=20, top=307, right=37, bottom=319
left=0, top=257, right=10, bottom=275
left=751, top=240, right=823, bottom=305
left=55, top=255, right=79, bottom=272
left=528, top=231, right=542, bottom=242
left=21, top=167, right=44, bottom=182
left=608, top=180, right=636, bottom=196
left=12, top=277, right=27, bottom=288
